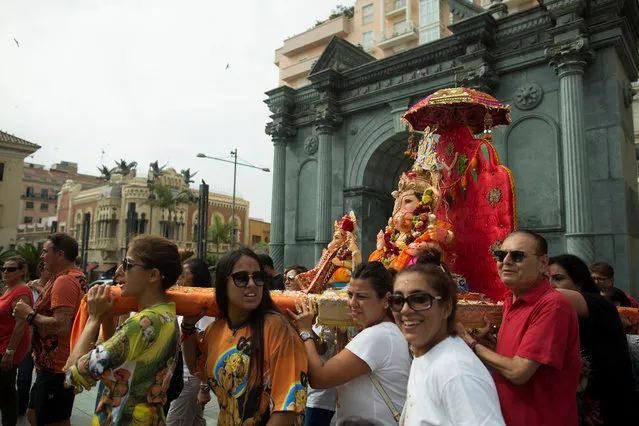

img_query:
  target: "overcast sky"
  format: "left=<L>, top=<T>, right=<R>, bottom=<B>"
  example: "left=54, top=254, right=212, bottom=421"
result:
left=0, top=0, right=354, bottom=222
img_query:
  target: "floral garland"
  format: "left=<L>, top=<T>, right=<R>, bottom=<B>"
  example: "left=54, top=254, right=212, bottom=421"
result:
left=380, top=189, right=435, bottom=267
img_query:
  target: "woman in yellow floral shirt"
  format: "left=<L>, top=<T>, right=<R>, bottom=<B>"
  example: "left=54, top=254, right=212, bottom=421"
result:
left=182, top=248, right=308, bottom=426
left=65, top=235, right=182, bottom=425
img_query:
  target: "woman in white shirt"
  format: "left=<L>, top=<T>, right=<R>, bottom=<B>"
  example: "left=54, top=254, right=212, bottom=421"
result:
left=391, top=263, right=506, bottom=426
left=289, top=261, right=411, bottom=426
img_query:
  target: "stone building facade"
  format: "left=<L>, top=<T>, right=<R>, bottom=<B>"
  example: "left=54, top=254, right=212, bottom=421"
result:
left=265, top=0, right=639, bottom=296
left=0, top=131, right=40, bottom=249
left=57, top=167, right=250, bottom=278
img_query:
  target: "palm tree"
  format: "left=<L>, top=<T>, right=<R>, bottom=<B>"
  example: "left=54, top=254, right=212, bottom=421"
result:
left=16, top=243, right=43, bottom=280
left=146, top=182, right=193, bottom=239
left=252, top=242, right=270, bottom=253
left=208, top=214, right=232, bottom=260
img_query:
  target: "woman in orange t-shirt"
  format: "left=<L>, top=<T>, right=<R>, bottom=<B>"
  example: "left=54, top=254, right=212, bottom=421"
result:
left=182, top=248, right=308, bottom=426
left=0, top=256, right=33, bottom=426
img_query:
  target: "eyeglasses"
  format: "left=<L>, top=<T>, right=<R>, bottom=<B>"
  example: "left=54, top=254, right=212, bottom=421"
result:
left=0, top=267, right=19, bottom=273
left=491, top=250, right=535, bottom=263
left=122, top=258, right=148, bottom=272
left=389, top=291, right=442, bottom=312
left=228, top=271, right=267, bottom=288
left=592, top=276, right=611, bottom=283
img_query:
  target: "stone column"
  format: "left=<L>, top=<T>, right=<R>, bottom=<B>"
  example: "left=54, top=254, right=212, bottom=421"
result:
left=314, top=123, right=334, bottom=260
left=270, top=138, right=287, bottom=273
left=265, top=121, right=295, bottom=273
left=265, top=86, right=296, bottom=272
left=548, top=38, right=595, bottom=262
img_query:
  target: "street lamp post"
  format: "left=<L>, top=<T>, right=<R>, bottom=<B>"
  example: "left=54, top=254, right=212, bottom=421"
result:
left=197, top=151, right=270, bottom=249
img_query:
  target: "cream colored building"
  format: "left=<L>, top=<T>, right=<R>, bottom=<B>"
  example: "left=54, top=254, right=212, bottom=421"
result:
left=56, top=167, right=250, bottom=278
left=0, top=131, right=40, bottom=250
left=249, top=218, right=271, bottom=249
left=276, top=0, right=537, bottom=88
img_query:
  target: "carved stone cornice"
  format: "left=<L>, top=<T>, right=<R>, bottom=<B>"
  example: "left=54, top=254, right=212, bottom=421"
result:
left=448, top=0, right=485, bottom=24
left=265, top=121, right=297, bottom=144
left=308, top=69, right=344, bottom=94
left=547, top=36, right=595, bottom=76
left=449, top=13, right=499, bottom=92
left=543, top=0, right=588, bottom=24
left=461, top=63, right=500, bottom=92
left=264, top=85, right=295, bottom=115
left=450, top=11, right=497, bottom=47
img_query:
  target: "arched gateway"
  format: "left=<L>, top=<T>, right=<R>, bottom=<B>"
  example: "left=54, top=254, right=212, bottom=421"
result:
left=265, top=0, right=639, bottom=295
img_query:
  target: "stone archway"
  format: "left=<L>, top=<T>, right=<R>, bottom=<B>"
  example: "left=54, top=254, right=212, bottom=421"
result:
left=344, top=131, right=413, bottom=257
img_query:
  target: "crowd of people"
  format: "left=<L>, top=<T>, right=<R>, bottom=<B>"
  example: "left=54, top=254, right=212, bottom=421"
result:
left=1, top=230, right=638, bottom=425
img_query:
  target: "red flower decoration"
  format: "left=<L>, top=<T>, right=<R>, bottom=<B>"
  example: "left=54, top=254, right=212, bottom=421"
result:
left=338, top=216, right=355, bottom=232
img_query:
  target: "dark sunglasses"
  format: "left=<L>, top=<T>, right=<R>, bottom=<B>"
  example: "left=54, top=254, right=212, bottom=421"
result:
left=491, top=249, right=534, bottom=263
left=228, top=271, right=267, bottom=288
left=389, top=291, right=442, bottom=312
left=122, top=258, right=149, bottom=272
left=1, top=267, right=19, bottom=273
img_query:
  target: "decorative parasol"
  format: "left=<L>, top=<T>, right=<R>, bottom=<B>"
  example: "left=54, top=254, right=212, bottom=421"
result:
left=401, top=87, right=512, bottom=135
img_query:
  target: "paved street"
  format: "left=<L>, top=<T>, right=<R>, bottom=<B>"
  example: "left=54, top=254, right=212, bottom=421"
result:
left=4, top=385, right=220, bottom=425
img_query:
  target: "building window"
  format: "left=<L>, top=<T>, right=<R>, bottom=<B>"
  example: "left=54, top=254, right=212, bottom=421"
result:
left=252, top=236, right=261, bottom=246
left=362, top=30, right=374, bottom=51
left=26, top=186, right=35, bottom=197
left=26, top=201, right=34, bottom=209
left=419, top=0, right=439, bottom=27
left=41, top=188, right=49, bottom=199
left=40, top=203, right=49, bottom=212
left=24, top=217, right=33, bottom=224
left=0, top=163, right=4, bottom=181
left=419, top=26, right=440, bottom=44
left=362, top=3, right=374, bottom=25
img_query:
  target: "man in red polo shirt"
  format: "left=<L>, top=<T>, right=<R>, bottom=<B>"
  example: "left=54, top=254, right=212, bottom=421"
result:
left=458, top=230, right=580, bottom=426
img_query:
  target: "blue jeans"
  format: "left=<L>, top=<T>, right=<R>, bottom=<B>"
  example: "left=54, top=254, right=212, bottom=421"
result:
left=304, top=407, right=334, bottom=426
left=16, top=350, right=33, bottom=416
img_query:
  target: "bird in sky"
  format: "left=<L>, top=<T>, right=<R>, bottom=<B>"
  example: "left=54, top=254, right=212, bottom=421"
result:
left=13, top=38, right=19, bottom=47
left=225, top=63, right=230, bottom=70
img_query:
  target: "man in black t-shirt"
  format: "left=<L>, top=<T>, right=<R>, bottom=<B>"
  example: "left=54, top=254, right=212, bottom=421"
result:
left=257, top=253, right=285, bottom=290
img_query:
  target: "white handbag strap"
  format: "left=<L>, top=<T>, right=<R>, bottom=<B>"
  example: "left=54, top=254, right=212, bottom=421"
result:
left=368, top=373, right=401, bottom=423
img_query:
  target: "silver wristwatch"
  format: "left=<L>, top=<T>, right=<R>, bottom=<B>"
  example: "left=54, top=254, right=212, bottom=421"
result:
left=299, top=331, right=314, bottom=342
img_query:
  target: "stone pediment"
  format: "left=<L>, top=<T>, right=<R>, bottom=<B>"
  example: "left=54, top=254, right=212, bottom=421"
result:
left=308, top=36, right=376, bottom=76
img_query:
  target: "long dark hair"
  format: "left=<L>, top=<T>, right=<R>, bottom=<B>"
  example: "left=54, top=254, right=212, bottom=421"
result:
left=215, top=247, right=281, bottom=391
left=549, top=254, right=599, bottom=294
left=183, top=258, right=212, bottom=287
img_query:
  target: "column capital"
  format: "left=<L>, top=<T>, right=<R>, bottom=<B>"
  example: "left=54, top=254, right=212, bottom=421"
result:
left=547, top=37, right=594, bottom=77
left=314, top=104, right=342, bottom=134
left=265, top=120, right=296, bottom=144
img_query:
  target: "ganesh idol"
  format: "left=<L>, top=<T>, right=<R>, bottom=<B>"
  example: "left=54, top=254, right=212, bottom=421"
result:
left=295, top=211, right=363, bottom=294
left=369, top=128, right=454, bottom=271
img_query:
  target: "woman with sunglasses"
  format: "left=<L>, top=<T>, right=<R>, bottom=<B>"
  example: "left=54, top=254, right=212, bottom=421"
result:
left=289, top=261, right=411, bottom=426
left=64, top=235, right=182, bottom=425
left=549, top=254, right=637, bottom=425
left=182, top=248, right=307, bottom=426
left=0, top=256, right=34, bottom=426
left=392, top=264, right=505, bottom=425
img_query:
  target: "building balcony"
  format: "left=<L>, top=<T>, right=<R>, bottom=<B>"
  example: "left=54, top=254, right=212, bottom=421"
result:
left=277, top=15, right=350, bottom=58
left=385, top=0, right=407, bottom=18
left=378, top=21, right=418, bottom=49
left=93, top=238, right=118, bottom=251
left=280, top=56, right=317, bottom=82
